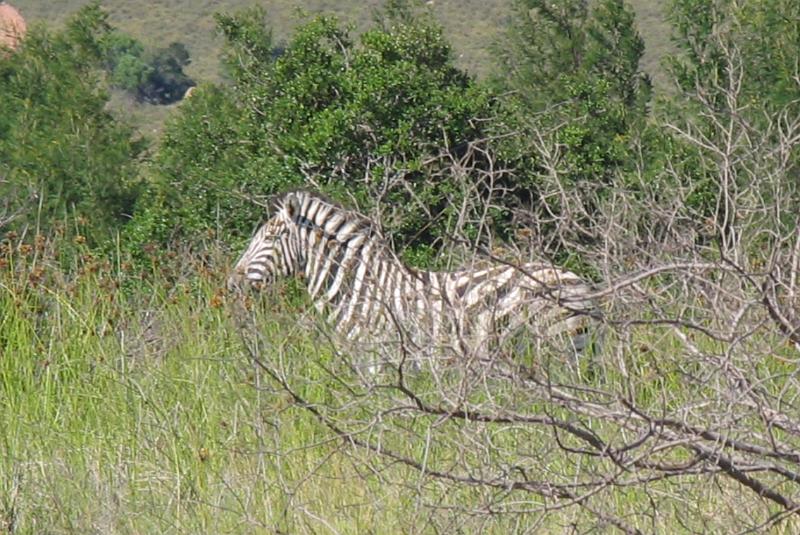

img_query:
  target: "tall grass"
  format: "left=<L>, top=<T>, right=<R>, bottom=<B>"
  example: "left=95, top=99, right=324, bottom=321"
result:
left=2, top=232, right=798, bottom=533
left=0, top=234, right=376, bottom=533
left=0, top=233, right=535, bottom=532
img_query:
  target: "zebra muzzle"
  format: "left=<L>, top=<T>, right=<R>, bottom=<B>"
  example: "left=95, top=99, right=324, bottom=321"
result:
left=226, top=274, right=243, bottom=293
left=227, top=271, right=267, bottom=294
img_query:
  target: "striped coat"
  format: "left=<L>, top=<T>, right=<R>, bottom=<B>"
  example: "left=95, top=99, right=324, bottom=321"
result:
left=229, top=191, right=600, bottom=364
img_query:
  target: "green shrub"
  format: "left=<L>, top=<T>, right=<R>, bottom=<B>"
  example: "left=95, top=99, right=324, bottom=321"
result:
left=128, top=7, right=500, bottom=265
left=100, top=30, right=195, bottom=105
left=0, top=4, right=145, bottom=242
left=492, top=0, right=652, bottom=262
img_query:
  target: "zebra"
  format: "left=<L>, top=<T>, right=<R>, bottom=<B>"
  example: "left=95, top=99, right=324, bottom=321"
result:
left=228, top=190, right=602, bottom=371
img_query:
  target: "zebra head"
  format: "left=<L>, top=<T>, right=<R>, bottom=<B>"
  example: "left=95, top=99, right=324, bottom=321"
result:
left=228, top=194, right=302, bottom=292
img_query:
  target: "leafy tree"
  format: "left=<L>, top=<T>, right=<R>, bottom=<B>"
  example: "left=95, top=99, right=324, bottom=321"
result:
left=98, top=30, right=150, bottom=93
left=136, top=42, right=194, bottom=104
left=493, top=0, right=652, bottom=258
left=130, top=7, right=497, bottom=265
left=99, top=30, right=143, bottom=71
left=99, top=30, right=195, bottom=104
left=668, top=0, right=799, bottom=112
left=127, top=83, right=252, bottom=249
left=0, top=4, right=145, bottom=239
left=216, top=7, right=283, bottom=85
left=498, top=0, right=650, bottom=161
left=109, top=52, right=152, bottom=93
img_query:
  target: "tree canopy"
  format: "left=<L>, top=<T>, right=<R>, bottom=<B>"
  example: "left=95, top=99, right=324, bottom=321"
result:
left=129, top=7, right=497, bottom=265
left=0, top=4, right=144, bottom=240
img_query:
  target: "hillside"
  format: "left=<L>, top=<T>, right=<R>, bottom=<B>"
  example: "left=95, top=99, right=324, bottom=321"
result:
left=14, top=1, right=674, bottom=77
left=12, top=1, right=674, bottom=129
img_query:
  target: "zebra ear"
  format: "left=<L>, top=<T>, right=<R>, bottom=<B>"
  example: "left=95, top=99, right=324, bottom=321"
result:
left=283, top=194, right=300, bottom=221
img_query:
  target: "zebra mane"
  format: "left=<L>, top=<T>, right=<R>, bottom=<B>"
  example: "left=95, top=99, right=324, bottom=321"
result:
left=276, top=190, right=380, bottom=239
left=269, top=189, right=334, bottom=213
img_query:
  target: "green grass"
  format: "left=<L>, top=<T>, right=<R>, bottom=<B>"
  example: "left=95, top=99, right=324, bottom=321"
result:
left=0, top=241, right=399, bottom=533
left=13, top=0, right=675, bottom=82
left=2, top=234, right=799, bottom=533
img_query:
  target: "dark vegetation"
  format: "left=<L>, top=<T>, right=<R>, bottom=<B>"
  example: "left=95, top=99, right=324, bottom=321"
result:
left=101, top=31, right=195, bottom=104
left=1, top=0, right=799, bottom=531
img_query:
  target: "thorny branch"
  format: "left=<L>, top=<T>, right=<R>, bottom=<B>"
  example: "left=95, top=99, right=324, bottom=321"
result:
left=228, top=45, right=800, bottom=531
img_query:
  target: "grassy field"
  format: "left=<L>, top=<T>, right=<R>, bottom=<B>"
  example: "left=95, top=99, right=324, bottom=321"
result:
left=2, top=232, right=799, bottom=533
left=0, top=237, right=389, bottom=533
left=14, top=4, right=799, bottom=533
left=13, top=0, right=673, bottom=80
left=12, top=0, right=675, bottom=134
left=12, top=1, right=509, bottom=82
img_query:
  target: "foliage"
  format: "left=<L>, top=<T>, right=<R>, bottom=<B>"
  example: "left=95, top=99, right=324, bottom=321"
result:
left=2, top=3, right=800, bottom=532
left=661, top=0, right=800, bottom=225
left=216, top=6, right=283, bottom=85
left=109, top=50, right=152, bottom=92
left=100, top=31, right=195, bottom=105
left=0, top=4, right=145, bottom=241
left=130, top=7, right=497, bottom=265
left=489, top=0, right=652, bottom=264
left=137, top=42, right=195, bottom=104
left=126, top=83, right=254, bottom=250
left=3, top=225, right=799, bottom=533
left=495, top=0, right=651, bottom=186
left=668, top=0, right=800, bottom=111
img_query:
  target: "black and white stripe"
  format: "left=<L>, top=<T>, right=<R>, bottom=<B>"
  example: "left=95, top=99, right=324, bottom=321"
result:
left=229, top=190, right=601, bottom=361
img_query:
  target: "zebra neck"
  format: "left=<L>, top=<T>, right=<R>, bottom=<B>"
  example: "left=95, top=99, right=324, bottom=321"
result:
left=296, top=227, right=385, bottom=303
left=300, top=229, right=434, bottom=317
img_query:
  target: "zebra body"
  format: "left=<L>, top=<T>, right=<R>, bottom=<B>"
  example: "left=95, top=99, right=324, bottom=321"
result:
left=229, top=191, right=600, bottom=363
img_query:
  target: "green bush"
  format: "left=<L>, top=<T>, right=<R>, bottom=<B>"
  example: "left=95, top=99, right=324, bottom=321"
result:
left=128, top=7, right=500, bottom=265
left=126, top=83, right=256, bottom=251
left=0, top=4, right=145, bottom=242
left=492, top=0, right=652, bottom=260
left=100, top=30, right=195, bottom=105
left=663, top=0, right=800, bottom=221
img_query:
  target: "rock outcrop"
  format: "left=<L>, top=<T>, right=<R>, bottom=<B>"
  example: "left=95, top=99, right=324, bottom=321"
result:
left=0, top=2, right=26, bottom=53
